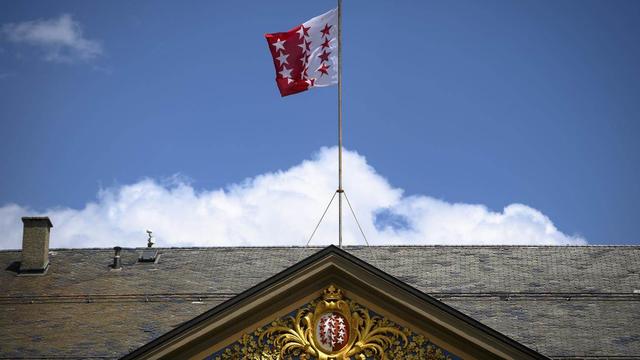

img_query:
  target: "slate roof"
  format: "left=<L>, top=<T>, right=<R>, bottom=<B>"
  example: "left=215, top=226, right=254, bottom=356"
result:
left=1, top=246, right=639, bottom=359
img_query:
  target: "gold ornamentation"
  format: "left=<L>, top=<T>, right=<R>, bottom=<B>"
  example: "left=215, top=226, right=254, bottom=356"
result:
left=260, top=285, right=407, bottom=359
left=211, top=285, right=456, bottom=360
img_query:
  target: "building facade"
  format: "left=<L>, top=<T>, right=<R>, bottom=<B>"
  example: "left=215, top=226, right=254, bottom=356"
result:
left=1, top=218, right=639, bottom=359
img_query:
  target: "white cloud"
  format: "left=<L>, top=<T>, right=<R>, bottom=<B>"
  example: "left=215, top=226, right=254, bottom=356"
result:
left=0, top=147, right=586, bottom=249
left=1, top=14, right=102, bottom=63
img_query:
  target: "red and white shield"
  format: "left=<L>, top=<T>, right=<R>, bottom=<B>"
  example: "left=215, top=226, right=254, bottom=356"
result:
left=316, top=312, right=349, bottom=353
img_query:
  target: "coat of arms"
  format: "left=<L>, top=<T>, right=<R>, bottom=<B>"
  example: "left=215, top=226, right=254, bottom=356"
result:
left=316, top=311, right=349, bottom=352
left=261, top=285, right=407, bottom=360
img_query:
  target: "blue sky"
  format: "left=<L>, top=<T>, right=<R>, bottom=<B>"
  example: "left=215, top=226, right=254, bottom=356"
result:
left=0, top=0, right=639, bottom=248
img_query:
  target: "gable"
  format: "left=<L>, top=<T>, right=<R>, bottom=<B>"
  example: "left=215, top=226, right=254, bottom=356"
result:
left=123, top=246, right=547, bottom=359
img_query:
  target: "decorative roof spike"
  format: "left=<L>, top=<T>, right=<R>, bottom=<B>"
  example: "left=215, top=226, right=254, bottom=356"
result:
left=146, top=229, right=154, bottom=248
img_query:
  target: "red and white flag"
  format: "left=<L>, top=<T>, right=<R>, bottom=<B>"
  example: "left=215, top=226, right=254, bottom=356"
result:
left=265, top=8, right=338, bottom=97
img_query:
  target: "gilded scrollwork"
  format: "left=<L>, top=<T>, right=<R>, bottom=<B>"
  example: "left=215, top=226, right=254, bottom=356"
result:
left=208, top=285, right=459, bottom=360
left=260, top=302, right=317, bottom=359
left=346, top=300, right=407, bottom=359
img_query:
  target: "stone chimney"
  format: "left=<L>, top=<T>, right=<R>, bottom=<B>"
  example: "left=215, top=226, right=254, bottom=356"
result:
left=20, top=217, right=53, bottom=275
left=112, top=246, right=122, bottom=270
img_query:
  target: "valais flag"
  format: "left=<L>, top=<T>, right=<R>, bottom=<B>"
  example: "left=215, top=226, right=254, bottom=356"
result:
left=265, top=8, right=338, bottom=97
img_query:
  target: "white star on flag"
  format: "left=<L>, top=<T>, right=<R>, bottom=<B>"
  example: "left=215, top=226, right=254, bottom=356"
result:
left=298, top=41, right=308, bottom=53
left=276, top=52, right=289, bottom=66
left=279, top=65, right=292, bottom=78
left=272, top=38, right=286, bottom=51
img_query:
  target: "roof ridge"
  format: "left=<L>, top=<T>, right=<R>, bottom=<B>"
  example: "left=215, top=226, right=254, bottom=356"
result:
left=1, top=244, right=640, bottom=253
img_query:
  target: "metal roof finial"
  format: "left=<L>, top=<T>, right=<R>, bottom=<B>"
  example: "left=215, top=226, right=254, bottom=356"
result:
left=146, top=229, right=154, bottom=248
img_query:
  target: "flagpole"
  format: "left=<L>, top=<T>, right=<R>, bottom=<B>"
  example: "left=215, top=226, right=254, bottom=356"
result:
left=337, top=0, right=343, bottom=248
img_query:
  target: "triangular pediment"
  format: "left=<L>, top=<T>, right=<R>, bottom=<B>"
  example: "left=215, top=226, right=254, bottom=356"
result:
left=122, top=246, right=548, bottom=360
